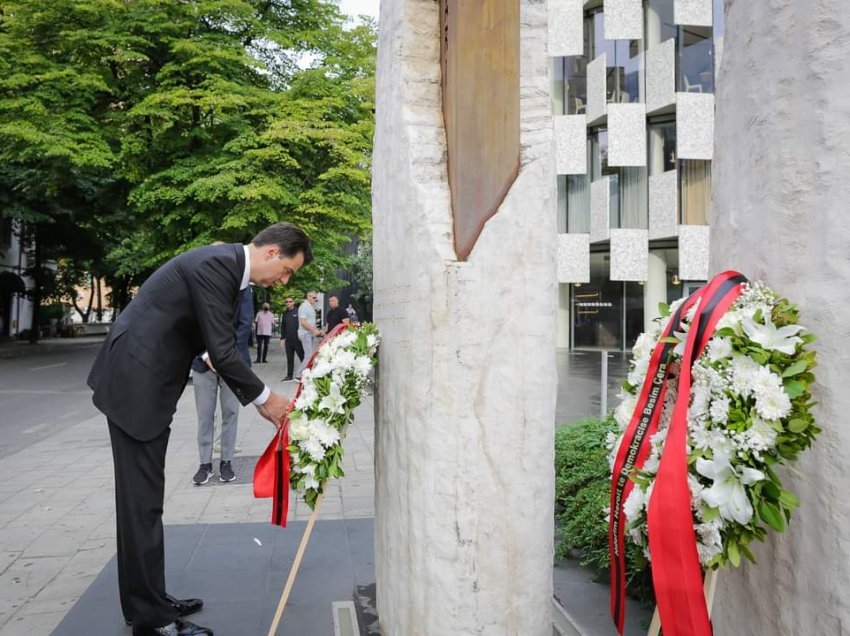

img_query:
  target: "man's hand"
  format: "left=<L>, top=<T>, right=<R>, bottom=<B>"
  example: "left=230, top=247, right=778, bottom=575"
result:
left=256, top=391, right=292, bottom=428
left=204, top=357, right=217, bottom=373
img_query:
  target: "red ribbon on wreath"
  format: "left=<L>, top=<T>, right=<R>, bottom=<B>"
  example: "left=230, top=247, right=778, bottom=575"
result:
left=253, top=323, right=352, bottom=527
left=609, top=271, right=747, bottom=635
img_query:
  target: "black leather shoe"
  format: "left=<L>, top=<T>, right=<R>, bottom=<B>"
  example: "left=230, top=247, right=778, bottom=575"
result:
left=131, top=617, right=213, bottom=635
left=125, top=595, right=204, bottom=625
left=166, top=594, right=203, bottom=617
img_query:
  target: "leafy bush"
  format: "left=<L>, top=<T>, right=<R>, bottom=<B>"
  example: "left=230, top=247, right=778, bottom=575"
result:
left=554, top=417, right=654, bottom=602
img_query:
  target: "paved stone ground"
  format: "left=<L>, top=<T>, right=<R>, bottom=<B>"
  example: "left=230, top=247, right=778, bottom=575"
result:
left=0, top=359, right=375, bottom=635
left=0, top=346, right=636, bottom=635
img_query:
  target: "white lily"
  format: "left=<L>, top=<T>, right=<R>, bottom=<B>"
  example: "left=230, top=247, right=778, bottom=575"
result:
left=289, top=412, right=311, bottom=441
left=696, top=450, right=764, bottom=525
left=742, top=316, right=804, bottom=355
left=318, top=383, right=347, bottom=415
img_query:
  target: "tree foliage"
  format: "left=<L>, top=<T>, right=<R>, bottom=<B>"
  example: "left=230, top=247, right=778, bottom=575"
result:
left=0, top=0, right=375, bottom=338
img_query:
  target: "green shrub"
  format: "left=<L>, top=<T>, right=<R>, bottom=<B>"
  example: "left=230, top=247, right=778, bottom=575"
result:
left=554, top=417, right=654, bottom=603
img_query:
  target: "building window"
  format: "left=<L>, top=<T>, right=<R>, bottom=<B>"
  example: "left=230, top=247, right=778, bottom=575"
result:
left=645, top=0, right=676, bottom=49
left=678, top=26, right=714, bottom=93
left=680, top=159, right=711, bottom=224
left=590, top=130, right=648, bottom=230
left=587, top=11, right=644, bottom=104
left=562, top=56, right=588, bottom=115
left=648, top=119, right=676, bottom=175
left=565, top=173, right=591, bottom=233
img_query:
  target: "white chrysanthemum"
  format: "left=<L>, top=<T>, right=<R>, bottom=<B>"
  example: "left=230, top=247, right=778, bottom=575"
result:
left=294, top=382, right=319, bottom=410
left=289, top=412, right=311, bottom=441
left=310, top=359, right=334, bottom=378
left=690, top=383, right=712, bottom=418
left=632, top=331, right=657, bottom=361
left=335, top=331, right=357, bottom=348
left=627, top=355, right=650, bottom=388
left=366, top=334, right=379, bottom=349
left=709, top=395, right=730, bottom=425
left=303, top=473, right=320, bottom=491
left=302, top=437, right=327, bottom=463
left=729, top=354, right=762, bottom=399
left=614, top=394, right=638, bottom=429
left=706, top=337, right=734, bottom=362
left=745, top=418, right=779, bottom=452
left=353, top=355, right=372, bottom=376
left=623, top=487, right=646, bottom=522
left=331, top=349, right=357, bottom=372
left=756, top=389, right=792, bottom=421
left=312, top=419, right=341, bottom=448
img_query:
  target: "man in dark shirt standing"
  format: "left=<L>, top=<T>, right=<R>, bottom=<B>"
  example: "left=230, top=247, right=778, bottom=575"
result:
left=324, top=294, right=350, bottom=333
left=279, top=296, right=303, bottom=382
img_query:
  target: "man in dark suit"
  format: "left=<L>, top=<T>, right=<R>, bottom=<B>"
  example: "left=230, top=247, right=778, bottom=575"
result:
left=278, top=296, right=303, bottom=381
left=87, top=222, right=312, bottom=636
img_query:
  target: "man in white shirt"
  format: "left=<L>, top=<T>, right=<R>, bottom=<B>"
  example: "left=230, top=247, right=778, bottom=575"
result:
left=295, top=290, right=321, bottom=379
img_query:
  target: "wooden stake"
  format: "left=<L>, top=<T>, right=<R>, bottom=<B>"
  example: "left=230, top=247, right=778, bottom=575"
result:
left=266, top=491, right=326, bottom=636
left=647, top=569, right=719, bottom=635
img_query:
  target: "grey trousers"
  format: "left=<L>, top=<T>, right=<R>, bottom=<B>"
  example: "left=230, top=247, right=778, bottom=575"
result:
left=295, top=333, right=317, bottom=378
left=193, top=369, right=239, bottom=464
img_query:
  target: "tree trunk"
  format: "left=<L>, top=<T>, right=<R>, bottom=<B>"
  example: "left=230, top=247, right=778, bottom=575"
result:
left=95, top=276, right=103, bottom=322
left=28, top=230, right=41, bottom=344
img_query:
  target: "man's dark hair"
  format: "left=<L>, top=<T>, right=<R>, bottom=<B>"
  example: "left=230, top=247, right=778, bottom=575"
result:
left=328, top=294, right=339, bottom=301
left=252, top=222, right=313, bottom=266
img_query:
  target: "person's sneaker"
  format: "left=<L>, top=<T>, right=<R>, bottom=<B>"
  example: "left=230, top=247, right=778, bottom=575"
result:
left=219, top=460, right=236, bottom=483
left=192, top=464, right=213, bottom=486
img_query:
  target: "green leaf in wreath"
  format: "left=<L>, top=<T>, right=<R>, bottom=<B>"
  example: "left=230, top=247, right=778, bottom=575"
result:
left=727, top=542, right=741, bottom=567
left=779, top=489, right=800, bottom=509
left=781, top=360, right=808, bottom=378
left=740, top=544, right=757, bottom=564
left=788, top=419, right=809, bottom=433
left=701, top=506, right=720, bottom=522
left=784, top=380, right=806, bottom=400
left=758, top=501, right=786, bottom=532
left=762, top=481, right=781, bottom=500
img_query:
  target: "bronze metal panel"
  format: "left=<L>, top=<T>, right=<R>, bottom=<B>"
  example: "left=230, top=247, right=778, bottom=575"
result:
left=440, top=0, right=521, bottom=261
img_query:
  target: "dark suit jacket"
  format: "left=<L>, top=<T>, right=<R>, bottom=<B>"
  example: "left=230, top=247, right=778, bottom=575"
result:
left=191, top=287, right=253, bottom=374
left=87, top=244, right=265, bottom=441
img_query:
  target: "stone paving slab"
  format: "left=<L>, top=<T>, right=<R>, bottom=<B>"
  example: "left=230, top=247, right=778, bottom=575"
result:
left=51, top=519, right=375, bottom=636
left=0, top=358, right=375, bottom=634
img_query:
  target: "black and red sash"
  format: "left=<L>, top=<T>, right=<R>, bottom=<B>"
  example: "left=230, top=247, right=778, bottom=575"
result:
left=253, top=323, right=351, bottom=527
left=609, top=271, right=747, bottom=635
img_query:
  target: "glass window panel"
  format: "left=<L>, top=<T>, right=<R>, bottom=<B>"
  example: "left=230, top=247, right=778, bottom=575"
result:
left=645, top=0, right=676, bottom=48
left=648, top=121, right=676, bottom=176
left=572, top=252, right=623, bottom=349
left=564, top=55, right=588, bottom=115
left=680, top=159, right=711, bottom=224
left=566, top=174, right=591, bottom=233
left=625, top=281, right=645, bottom=348
left=619, top=167, right=648, bottom=229
left=678, top=26, right=714, bottom=93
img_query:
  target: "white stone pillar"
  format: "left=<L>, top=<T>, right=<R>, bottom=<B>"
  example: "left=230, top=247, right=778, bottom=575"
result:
left=711, top=1, right=850, bottom=633
left=643, top=250, right=667, bottom=334
left=372, top=1, right=556, bottom=635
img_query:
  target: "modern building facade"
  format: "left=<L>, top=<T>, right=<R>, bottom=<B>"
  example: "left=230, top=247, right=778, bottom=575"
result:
left=549, top=0, right=721, bottom=349
left=0, top=214, right=32, bottom=339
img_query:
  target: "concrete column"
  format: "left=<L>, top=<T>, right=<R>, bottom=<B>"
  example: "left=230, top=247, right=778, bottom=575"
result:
left=372, top=1, right=557, bottom=634
left=711, top=1, right=850, bottom=633
left=643, top=250, right=667, bottom=334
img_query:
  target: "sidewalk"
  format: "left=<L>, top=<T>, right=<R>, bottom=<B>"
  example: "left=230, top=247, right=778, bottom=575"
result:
left=0, top=360, right=375, bottom=635
left=0, top=336, right=106, bottom=360
left=0, top=347, right=641, bottom=635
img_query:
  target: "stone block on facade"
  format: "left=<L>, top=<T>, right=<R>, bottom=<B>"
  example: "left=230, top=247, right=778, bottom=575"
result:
left=586, top=54, right=608, bottom=125
left=678, top=224, right=710, bottom=280
left=590, top=177, right=610, bottom=243
left=554, top=115, right=588, bottom=175
left=677, top=92, right=714, bottom=160
left=674, top=0, right=713, bottom=27
left=610, top=228, right=649, bottom=281
left=646, top=39, right=676, bottom=114
left=548, top=0, right=584, bottom=57
left=608, top=103, right=647, bottom=167
left=557, top=233, right=590, bottom=283
left=649, top=170, right=678, bottom=239
left=604, top=0, right=643, bottom=40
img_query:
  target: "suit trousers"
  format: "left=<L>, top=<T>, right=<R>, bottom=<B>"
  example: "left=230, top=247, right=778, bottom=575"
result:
left=193, top=369, right=239, bottom=464
left=108, top=420, right=178, bottom=628
left=282, top=337, right=304, bottom=378
left=295, top=332, right=317, bottom=378
left=255, top=335, right=271, bottom=362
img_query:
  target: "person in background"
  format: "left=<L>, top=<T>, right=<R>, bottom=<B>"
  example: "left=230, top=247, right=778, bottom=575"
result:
left=345, top=303, right=360, bottom=325
left=324, top=294, right=350, bottom=333
left=279, top=296, right=303, bottom=382
left=295, top=291, right=321, bottom=380
left=254, top=302, right=274, bottom=363
left=191, top=284, right=253, bottom=486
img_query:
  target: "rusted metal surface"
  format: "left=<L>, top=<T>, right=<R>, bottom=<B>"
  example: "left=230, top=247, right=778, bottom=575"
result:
left=440, top=0, right=521, bottom=261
